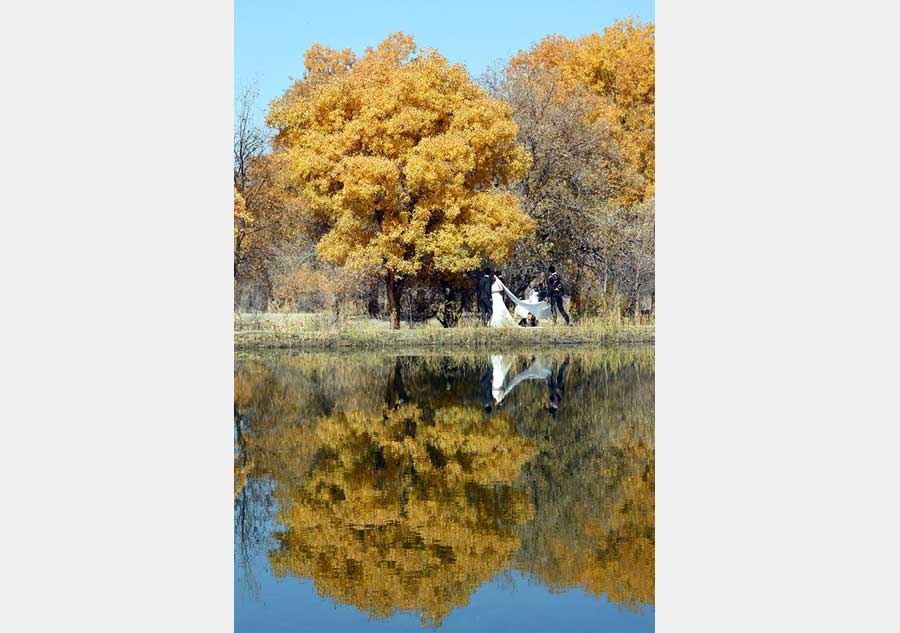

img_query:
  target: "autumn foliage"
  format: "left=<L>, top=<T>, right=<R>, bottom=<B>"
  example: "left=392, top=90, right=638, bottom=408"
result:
left=509, top=19, right=655, bottom=204
left=266, top=34, right=534, bottom=327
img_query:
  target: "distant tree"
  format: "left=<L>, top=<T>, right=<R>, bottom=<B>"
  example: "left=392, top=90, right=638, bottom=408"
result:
left=483, top=68, right=631, bottom=309
left=266, top=34, right=534, bottom=328
left=234, top=84, right=268, bottom=187
left=233, top=85, right=299, bottom=308
left=598, top=198, right=655, bottom=315
left=508, top=19, right=655, bottom=204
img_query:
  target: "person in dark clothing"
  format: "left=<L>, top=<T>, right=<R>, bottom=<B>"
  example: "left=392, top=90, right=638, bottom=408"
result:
left=547, top=355, right=571, bottom=416
left=545, top=265, right=571, bottom=325
left=477, top=267, right=493, bottom=326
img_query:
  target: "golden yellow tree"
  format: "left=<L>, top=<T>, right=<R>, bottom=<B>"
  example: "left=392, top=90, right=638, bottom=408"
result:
left=509, top=19, right=655, bottom=204
left=267, top=34, right=534, bottom=328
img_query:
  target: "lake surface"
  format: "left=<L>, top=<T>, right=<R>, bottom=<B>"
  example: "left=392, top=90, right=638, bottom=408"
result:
left=235, top=348, right=654, bottom=632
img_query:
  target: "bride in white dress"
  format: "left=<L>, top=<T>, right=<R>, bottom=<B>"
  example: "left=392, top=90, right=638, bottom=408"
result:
left=489, top=275, right=517, bottom=328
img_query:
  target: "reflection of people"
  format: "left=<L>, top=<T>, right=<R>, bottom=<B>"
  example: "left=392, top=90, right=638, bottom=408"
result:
left=490, top=274, right=517, bottom=328
left=497, top=356, right=551, bottom=406
left=545, top=265, right=571, bottom=326
left=480, top=363, right=494, bottom=413
left=491, top=354, right=512, bottom=404
left=547, top=355, right=571, bottom=415
left=477, top=267, right=493, bottom=326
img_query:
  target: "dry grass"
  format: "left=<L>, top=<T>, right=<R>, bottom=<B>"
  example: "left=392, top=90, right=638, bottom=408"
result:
left=234, top=312, right=654, bottom=350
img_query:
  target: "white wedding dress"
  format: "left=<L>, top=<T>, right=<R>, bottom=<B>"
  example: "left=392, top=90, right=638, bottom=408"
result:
left=490, top=279, right=517, bottom=328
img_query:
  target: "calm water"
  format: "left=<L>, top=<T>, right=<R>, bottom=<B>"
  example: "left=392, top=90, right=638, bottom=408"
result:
left=235, top=348, right=654, bottom=632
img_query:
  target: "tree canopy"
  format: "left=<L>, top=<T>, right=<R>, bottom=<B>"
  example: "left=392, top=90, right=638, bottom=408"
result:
left=509, top=19, right=655, bottom=204
left=266, top=33, right=535, bottom=327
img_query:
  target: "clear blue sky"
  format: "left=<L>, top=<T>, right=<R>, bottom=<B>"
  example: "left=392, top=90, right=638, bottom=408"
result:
left=236, top=0, right=654, bottom=126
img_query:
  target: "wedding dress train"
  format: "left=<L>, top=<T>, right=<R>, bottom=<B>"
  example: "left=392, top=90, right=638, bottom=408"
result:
left=515, top=289, right=542, bottom=319
left=490, top=278, right=552, bottom=328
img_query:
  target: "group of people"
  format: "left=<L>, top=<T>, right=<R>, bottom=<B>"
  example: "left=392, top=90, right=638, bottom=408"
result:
left=477, top=265, right=571, bottom=328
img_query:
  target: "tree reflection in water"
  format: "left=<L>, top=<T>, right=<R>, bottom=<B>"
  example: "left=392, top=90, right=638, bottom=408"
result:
left=234, top=349, right=654, bottom=625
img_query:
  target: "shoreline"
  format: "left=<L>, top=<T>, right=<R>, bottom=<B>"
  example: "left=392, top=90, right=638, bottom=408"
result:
left=234, top=325, right=655, bottom=351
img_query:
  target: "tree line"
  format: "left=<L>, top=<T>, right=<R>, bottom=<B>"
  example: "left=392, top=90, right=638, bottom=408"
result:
left=234, top=20, right=655, bottom=329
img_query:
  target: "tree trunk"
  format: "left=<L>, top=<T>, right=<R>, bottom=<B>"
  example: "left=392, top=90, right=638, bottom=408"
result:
left=386, top=272, right=402, bottom=330
left=234, top=237, right=242, bottom=281
left=366, top=288, right=380, bottom=317
left=262, top=273, right=273, bottom=312
left=571, top=269, right=587, bottom=316
left=631, top=263, right=643, bottom=320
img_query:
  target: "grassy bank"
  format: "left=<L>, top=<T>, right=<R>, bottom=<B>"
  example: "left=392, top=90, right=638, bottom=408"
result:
left=234, top=313, right=654, bottom=350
